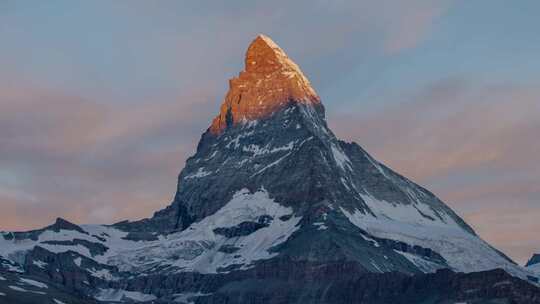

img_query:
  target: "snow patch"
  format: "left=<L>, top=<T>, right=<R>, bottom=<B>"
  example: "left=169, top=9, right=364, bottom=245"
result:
left=394, top=250, right=444, bottom=273
left=95, top=288, right=157, bottom=302
left=108, top=188, right=301, bottom=274
left=226, top=131, right=254, bottom=149
left=184, top=167, right=212, bottom=179
left=19, top=278, right=48, bottom=289
left=242, top=141, right=295, bottom=156
left=313, top=222, right=328, bottom=230
left=32, top=260, right=47, bottom=269
left=73, top=257, right=82, bottom=267
left=53, top=299, right=67, bottom=304
left=9, top=285, right=45, bottom=294
left=331, top=144, right=352, bottom=171
left=88, top=268, right=117, bottom=281
left=360, top=233, right=380, bottom=247
left=340, top=196, right=525, bottom=276
left=174, top=292, right=212, bottom=303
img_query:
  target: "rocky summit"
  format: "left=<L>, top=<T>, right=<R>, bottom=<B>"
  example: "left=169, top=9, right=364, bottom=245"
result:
left=209, top=34, right=320, bottom=134
left=1, top=34, right=540, bottom=304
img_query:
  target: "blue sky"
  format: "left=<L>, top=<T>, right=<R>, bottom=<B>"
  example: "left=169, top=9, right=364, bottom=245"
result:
left=1, top=0, right=539, bottom=263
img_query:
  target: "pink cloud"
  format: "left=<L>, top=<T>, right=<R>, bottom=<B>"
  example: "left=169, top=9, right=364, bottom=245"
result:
left=382, top=1, right=450, bottom=53
left=0, top=83, right=215, bottom=230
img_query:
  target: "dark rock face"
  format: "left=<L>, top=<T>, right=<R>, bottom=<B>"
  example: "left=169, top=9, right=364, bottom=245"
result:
left=213, top=216, right=272, bottom=238
left=47, top=218, right=89, bottom=235
left=96, top=259, right=540, bottom=304
left=121, top=231, right=160, bottom=242
left=194, top=267, right=540, bottom=304
left=191, top=268, right=540, bottom=304
left=528, top=254, right=540, bottom=267
left=23, top=246, right=117, bottom=292
left=0, top=270, right=97, bottom=304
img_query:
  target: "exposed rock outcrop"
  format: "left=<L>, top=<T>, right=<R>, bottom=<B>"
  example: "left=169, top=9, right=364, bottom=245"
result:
left=210, top=34, right=320, bottom=134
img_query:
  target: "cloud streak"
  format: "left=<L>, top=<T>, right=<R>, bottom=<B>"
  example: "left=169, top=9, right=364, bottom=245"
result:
left=0, top=82, right=215, bottom=229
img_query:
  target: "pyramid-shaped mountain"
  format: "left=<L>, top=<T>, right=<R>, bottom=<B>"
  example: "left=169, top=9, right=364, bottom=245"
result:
left=1, top=34, right=539, bottom=304
left=116, top=34, right=517, bottom=275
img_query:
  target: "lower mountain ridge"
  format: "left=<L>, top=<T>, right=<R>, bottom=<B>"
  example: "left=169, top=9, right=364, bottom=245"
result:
left=1, top=35, right=539, bottom=303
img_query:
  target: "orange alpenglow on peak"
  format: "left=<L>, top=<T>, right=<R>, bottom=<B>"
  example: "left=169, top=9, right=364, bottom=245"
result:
left=209, top=34, right=320, bottom=134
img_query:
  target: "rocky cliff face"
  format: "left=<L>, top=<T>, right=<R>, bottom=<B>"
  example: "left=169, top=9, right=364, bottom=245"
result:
left=209, top=34, right=319, bottom=134
left=1, top=34, right=539, bottom=303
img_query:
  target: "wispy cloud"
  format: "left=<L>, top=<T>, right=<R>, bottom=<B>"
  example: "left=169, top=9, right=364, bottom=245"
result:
left=0, top=83, right=215, bottom=229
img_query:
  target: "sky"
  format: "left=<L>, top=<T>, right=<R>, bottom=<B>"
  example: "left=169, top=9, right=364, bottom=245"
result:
left=0, top=0, right=539, bottom=264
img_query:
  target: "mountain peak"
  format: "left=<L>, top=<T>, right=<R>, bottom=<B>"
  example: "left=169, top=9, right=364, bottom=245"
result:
left=210, top=34, right=320, bottom=134
left=244, top=34, right=298, bottom=73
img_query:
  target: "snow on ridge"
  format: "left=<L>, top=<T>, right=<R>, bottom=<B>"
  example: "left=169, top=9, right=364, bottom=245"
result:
left=226, top=130, right=255, bottom=149
left=88, top=268, right=118, bottom=281
left=357, top=193, right=460, bottom=229
left=313, top=222, right=328, bottom=230
left=95, top=288, right=157, bottom=302
left=340, top=195, right=527, bottom=277
left=19, top=278, right=48, bottom=289
left=242, top=140, right=296, bottom=157
left=0, top=223, right=158, bottom=278
left=331, top=144, right=352, bottom=171
left=108, top=188, right=301, bottom=274
left=394, top=250, right=445, bottom=273
left=1, top=205, right=299, bottom=282
left=184, top=167, right=212, bottom=179
left=32, top=260, right=47, bottom=269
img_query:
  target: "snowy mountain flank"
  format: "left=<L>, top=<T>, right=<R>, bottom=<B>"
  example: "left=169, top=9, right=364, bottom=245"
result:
left=1, top=35, right=540, bottom=304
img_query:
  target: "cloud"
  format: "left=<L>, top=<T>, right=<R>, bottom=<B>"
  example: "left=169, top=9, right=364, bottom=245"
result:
left=0, top=83, right=215, bottom=230
left=382, top=1, right=450, bottom=53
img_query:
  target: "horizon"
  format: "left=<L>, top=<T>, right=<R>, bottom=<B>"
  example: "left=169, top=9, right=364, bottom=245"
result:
left=1, top=1, right=539, bottom=265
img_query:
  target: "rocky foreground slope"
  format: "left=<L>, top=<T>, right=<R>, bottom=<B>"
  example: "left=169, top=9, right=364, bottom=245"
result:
left=1, top=35, right=539, bottom=303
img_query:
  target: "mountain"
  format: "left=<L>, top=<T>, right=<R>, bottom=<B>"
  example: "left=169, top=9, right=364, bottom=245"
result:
left=1, top=34, right=539, bottom=304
